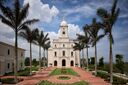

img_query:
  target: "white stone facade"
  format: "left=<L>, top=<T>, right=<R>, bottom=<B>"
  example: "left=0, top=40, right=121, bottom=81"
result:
left=48, top=20, right=80, bottom=68
left=0, top=42, right=25, bottom=76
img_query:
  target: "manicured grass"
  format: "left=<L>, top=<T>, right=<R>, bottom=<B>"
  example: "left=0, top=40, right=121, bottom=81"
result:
left=39, top=80, right=89, bottom=85
left=50, top=68, right=78, bottom=76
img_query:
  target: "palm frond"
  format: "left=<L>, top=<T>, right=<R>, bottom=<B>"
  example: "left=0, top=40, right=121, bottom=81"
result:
left=19, top=31, right=28, bottom=40
left=18, top=3, right=29, bottom=26
left=0, top=15, right=15, bottom=29
left=22, top=19, right=39, bottom=25
left=18, top=19, right=39, bottom=31
left=97, top=8, right=108, bottom=19
left=111, top=0, right=118, bottom=15
left=14, top=0, right=20, bottom=24
left=0, top=5, right=15, bottom=23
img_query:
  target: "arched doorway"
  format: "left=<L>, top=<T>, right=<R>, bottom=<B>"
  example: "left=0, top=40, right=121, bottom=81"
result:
left=70, top=61, right=74, bottom=66
left=62, top=59, right=66, bottom=66
left=54, top=60, right=57, bottom=66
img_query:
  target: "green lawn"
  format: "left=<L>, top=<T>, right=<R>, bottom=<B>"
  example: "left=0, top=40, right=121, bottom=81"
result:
left=50, top=68, right=78, bottom=76
left=39, top=80, right=89, bottom=85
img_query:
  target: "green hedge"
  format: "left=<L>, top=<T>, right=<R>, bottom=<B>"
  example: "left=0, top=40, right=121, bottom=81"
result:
left=1, top=78, right=23, bottom=84
left=4, top=66, right=39, bottom=76
left=97, top=71, right=128, bottom=85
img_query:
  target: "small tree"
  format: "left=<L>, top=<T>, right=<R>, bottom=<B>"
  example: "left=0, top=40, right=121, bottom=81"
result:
left=115, top=54, right=124, bottom=74
left=32, top=58, right=38, bottom=66
left=25, top=57, right=30, bottom=66
left=90, top=57, right=95, bottom=65
left=99, top=57, right=104, bottom=67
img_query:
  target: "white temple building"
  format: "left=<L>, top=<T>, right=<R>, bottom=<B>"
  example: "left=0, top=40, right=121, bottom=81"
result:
left=48, top=19, right=80, bottom=68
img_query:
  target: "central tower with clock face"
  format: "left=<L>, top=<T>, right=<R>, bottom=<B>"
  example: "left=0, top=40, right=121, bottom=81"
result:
left=48, top=19, right=80, bottom=68
left=59, top=19, right=68, bottom=38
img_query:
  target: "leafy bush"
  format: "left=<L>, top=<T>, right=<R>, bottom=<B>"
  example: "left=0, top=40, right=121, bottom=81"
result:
left=4, top=66, right=38, bottom=76
left=97, top=71, right=109, bottom=81
left=1, top=78, right=23, bottom=84
left=113, top=76, right=128, bottom=85
left=97, top=71, right=128, bottom=85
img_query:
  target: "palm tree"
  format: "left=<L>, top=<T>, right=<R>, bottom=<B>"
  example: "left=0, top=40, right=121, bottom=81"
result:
left=73, top=41, right=84, bottom=68
left=88, top=18, right=105, bottom=75
left=0, top=0, right=5, bottom=5
left=97, top=0, right=120, bottom=83
left=19, top=27, right=38, bottom=75
left=43, top=41, right=50, bottom=67
left=76, top=24, right=91, bottom=70
left=36, top=30, right=49, bottom=71
left=0, top=0, right=39, bottom=82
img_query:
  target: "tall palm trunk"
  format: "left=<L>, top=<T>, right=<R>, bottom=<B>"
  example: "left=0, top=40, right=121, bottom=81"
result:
left=86, top=47, right=89, bottom=70
left=46, top=50, right=48, bottom=67
left=29, top=42, right=32, bottom=75
left=82, top=49, right=84, bottom=68
left=43, top=49, right=45, bottom=67
left=14, top=30, right=18, bottom=83
left=110, top=33, right=113, bottom=84
left=39, top=46, right=41, bottom=71
left=95, top=44, right=97, bottom=75
left=79, top=50, right=81, bottom=67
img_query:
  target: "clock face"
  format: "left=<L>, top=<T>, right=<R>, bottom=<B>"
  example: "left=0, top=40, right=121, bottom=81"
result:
left=63, top=31, right=65, bottom=34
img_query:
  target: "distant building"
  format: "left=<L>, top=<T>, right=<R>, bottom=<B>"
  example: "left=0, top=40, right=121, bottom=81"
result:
left=48, top=19, right=80, bottom=68
left=0, top=42, right=25, bottom=76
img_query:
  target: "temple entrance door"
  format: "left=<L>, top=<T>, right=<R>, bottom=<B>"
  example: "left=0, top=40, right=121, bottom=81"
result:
left=70, top=61, right=74, bottom=66
left=62, top=59, right=66, bottom=66
left=54, top=61, right=57, bottom=66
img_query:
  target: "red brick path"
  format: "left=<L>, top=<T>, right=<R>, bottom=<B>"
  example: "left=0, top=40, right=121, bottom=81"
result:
left=72, top=67, right=111, bottom=85
left=1, top=67, right=111, bottom=85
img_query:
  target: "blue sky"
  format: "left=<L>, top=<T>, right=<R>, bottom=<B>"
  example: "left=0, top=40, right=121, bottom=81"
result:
left=0, top=0, right=128, bottom=62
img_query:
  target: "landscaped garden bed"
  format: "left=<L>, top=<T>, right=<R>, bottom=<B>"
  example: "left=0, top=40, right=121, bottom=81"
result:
left=0, top=78, right=23, bottom=84
left=96, top=71, right=128, bottom=85
left=4, top=66, right=39, bottom=76
left=39, top=80, right=89, bottom=85
left=58, top=76, right=71, bottom=80
left=50, top=68, right=78, bottom=76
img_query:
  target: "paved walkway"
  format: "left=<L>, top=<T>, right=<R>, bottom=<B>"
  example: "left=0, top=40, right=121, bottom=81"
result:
left=17, top=67, right=54, bottom=85
left=1, top=67, right=111, bottom=85
left=72, top=67, right=111, bottom=85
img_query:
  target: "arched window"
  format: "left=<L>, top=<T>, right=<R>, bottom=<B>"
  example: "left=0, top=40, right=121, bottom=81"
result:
left=55, top=44, right=56, bottom=48
left=63, top=51, right=65, bottom=56
left=71, top=52, right=73, bottom=56
left=63, top=44, right=65, bottom=47
left=55, top=52, right=57, bottom=57
left=8, top=49, right=10, bottom=55
left=71, top=44, right=73, bottom=47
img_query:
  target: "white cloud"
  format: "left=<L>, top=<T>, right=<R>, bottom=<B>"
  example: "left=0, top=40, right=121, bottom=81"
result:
left=68, top=24, right=82, bottom=39
left=62, top=1, right=111, bottom=18
left=23, top=0, right=59, bottom=23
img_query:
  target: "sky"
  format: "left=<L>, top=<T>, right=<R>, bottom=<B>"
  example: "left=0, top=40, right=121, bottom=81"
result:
left=0, top=0, right=128, bottom=62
